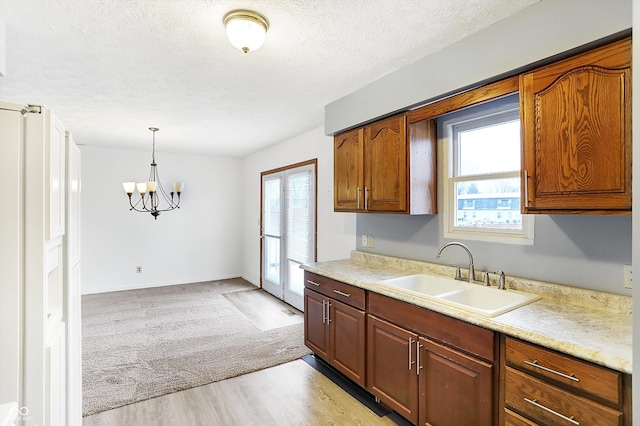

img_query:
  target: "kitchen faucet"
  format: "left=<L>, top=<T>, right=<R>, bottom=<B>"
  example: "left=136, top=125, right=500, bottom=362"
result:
left=436, top=242, right=475, bottom=282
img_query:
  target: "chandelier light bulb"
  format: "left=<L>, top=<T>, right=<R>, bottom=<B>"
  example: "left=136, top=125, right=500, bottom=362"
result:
left=122, top=182, right=136, bottom=194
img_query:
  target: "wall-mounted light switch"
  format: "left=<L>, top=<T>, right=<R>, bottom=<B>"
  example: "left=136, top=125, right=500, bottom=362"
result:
left=361, top=235, right=369, bottom=247
left=367, top=235, right=374, bottom=248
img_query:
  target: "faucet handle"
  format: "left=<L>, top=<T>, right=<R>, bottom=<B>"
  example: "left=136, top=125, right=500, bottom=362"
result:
left=495, top=270, right=506, bottom=290
left=482, top=271, right=490, bottom=286
left=454, top=266, right=462, bottom=280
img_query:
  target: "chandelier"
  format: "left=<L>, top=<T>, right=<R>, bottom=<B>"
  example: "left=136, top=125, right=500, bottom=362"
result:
left=122, top=127, right=183, bottom=219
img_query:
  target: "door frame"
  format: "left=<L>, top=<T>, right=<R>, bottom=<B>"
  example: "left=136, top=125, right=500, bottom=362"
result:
left=259, top=159, right=318, bottom=297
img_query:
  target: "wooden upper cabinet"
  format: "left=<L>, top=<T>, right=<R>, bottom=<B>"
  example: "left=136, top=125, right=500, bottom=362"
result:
left=334, top=113, right=436, bottom=214
left=520, top=37, right=631, bottom=214
left=334, top=128, right=364, bottom=210
left=364, top=114, right=407, bottom=212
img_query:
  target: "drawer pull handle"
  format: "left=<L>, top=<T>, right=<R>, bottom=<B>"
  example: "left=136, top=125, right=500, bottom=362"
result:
left=524, top=169, right=530, bottom=208
left=524, top=359, right=580, bottom=382
left=307, top=280, right=321, bottom=287
left=524, top=398, right=579, bottom=425
left=333, top=289, right=351, bottom=297
left=408, top=338, right=415, bottom=370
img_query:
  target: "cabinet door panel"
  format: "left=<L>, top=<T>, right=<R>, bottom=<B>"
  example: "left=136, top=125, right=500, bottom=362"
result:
left=521, top=37, right=631, bottom=213
left=304, top=288, right=329, bottom=359
left=334, top=128, right=364, bottom=211
left=367, top=315, right=418, bottom=424
left=419, top=337, right=493, bottom=426
left=330, top=299, right=366, bottom=386
left=364, top=115, right=407, bottom=212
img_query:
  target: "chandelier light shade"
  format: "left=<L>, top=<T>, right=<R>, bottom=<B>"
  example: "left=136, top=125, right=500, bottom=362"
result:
left=223, top=10, right=269, bottom=53
left=122, top=127, right=183, bottom=220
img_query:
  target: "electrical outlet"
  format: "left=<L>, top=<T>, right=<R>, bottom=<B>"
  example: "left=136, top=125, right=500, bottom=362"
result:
left=624, top=264, right=632, bottom=289
left=136, top=266, right=142, bottom=274
left=361, top=235, right=368, bottom=247
left=367, top=235, right=374, bottom=248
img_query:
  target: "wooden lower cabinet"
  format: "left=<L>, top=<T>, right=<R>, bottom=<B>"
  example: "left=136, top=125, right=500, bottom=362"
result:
left=367, top=314, right=494, bottom=426
left=304, top=287, right=330, bottom=359
left=304, top=287, right=366, bottom=386
left=419, top=337, right=493, bottom=426
left=367, top=315, right=419, bottom=424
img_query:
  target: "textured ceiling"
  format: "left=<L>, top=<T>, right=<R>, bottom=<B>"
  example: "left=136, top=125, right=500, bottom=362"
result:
left=0, top=0, right=537, bottom=157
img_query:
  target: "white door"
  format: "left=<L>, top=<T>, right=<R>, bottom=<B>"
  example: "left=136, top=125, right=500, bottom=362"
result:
left=0, top=102, right=75, bottom=425
left=65, top=133, right=82, bottom=425
left=261, top=161, right=316, bottom=311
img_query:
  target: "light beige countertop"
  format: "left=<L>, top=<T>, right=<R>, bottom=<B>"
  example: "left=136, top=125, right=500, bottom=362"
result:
left=301, top=251, right=632, bottom=374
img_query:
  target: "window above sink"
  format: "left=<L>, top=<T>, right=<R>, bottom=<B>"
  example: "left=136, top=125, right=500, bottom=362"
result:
left=438, top=93, right=535, bottom=245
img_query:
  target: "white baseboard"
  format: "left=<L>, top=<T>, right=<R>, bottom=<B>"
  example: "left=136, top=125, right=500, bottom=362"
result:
left=241, top=275, right=260, bottom=287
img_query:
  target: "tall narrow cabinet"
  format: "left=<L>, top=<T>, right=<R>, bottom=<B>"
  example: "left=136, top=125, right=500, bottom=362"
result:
left=0, top=102, right=80, bottom=425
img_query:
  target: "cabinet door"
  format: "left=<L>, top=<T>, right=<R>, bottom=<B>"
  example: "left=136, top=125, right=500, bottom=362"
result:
left=334, top=128, right=364, bottom=211
left=521, top=38, right=631, bottom=213
left=419, top=337, right=493, bottom=426
left=364, top=114, right=407, bottom=212
left=304, top=288, right=329, bottom=359
left=329, top=298, right=366, bottom=386
left=367, top=315, right=418, bottom=424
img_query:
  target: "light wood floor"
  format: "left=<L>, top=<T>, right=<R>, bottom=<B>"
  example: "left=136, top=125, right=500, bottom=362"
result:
left=83, top=359, right=398, bottom=425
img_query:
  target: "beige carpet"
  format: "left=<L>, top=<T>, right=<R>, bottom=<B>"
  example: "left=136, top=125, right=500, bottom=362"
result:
left=82, top=278, right=310, bottom=417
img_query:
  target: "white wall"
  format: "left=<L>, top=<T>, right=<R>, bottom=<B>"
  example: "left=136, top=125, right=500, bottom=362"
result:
left=80, top=146, right=243, bottom=294
left=241, top=126, right=356, bottom=286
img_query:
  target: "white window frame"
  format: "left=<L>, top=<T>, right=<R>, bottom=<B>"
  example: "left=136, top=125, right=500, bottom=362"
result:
left=441, top=96, right=534, bottom=245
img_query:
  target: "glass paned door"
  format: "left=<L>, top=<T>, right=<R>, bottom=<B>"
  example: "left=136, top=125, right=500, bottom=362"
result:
left=262, top=177, right=281, bottom=286
left=261, top=162, right=316, bottom=311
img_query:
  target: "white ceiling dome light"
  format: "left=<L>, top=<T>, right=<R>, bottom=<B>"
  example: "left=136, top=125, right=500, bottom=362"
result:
left=223, top=10, right=269, bottom=53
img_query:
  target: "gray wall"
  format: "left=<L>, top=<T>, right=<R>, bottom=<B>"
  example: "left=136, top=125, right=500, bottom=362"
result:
left=325, top=0, right=632, bottom=134
left=330, top=0, right=633, bottom=295
left=357, top=214, right=631, bottom=295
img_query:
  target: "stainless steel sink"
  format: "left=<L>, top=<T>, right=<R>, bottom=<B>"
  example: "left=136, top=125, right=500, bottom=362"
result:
left=379, top=274, right=540, bottom=317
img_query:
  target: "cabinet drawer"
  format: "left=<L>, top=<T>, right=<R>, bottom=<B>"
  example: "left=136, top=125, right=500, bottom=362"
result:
left=304, top=272, right=366, bottom=310
left=505, top=337, right=621, bottom=405
left=505, top=367, right=622, bottom=426
left=504, top=408, right=538, bottom=426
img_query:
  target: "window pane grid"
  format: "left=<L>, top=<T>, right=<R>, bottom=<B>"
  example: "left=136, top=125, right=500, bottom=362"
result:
left=441, top=94, right=533, bottom=244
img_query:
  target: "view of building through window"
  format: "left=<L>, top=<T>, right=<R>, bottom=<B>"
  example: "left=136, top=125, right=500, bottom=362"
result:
left=453, top=116, right=523, bottom=230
